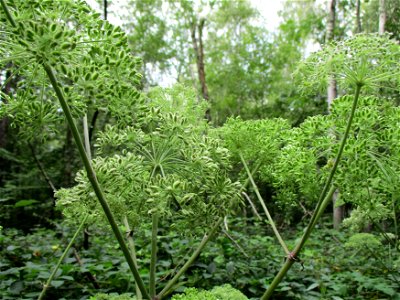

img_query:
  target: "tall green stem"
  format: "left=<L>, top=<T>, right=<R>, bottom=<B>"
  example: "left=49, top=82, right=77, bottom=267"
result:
left=0, top=0, right=16, bottom=27
left=150, top=213, right=159, bottom=298
left=261, top=84, right=362, bottom=300
left=38, top=214, right=88, bottom=300
left=156, top=218, right=222, bottom=299
left=240, top=153, right=289, bottom=255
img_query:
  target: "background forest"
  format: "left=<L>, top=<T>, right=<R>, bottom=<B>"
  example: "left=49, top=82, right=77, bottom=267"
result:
left=1, top=0, right=400, bottom=299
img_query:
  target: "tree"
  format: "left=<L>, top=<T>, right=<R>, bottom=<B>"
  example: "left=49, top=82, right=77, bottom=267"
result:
left=379, top=0, right=386, bottom=34
left=113, top=0, right=327, bottom=125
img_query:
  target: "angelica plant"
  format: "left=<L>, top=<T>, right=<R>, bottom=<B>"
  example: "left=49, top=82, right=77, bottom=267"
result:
left=1, top=0, right=149, bottom=296
left=1, top=1, right=242, bottom=299
left=261, top=33, right=400, bottom=299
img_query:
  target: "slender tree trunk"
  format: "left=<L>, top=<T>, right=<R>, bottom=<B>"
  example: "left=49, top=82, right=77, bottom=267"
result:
left=326, top=0, right=337, bottom=108
left=355, top=0, right=362, bottom=34
left=103, top=0, right=107, bottom=21
left=379, top=0, right=386, bottom=35
left=191, top=18, right=211, bottom=122
left=326, top=0, right=336, bottom=43
left=326, top=0, right=344, bottom=229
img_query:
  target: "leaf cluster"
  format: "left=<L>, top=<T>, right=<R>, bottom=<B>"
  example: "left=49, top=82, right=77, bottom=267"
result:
left=171, top=284, right=248, bottom=300
left=56, top=85, right=242, bottom=233
left=295, top=33, right=400, bottom=94
left=0, top=0, right=143, bottom=141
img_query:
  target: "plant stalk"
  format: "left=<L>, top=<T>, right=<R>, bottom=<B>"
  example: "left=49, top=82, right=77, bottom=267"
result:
left=240, top=153, right=289, bottom=256
left=261, top=84, right=362, bottom=299
left=156, top=218, right=222, bottom=299
left=38, top=214, right=88, bottom=300
left=150, top=213, right=159, bottom=298
left=0, top=0, right=16, bottom=27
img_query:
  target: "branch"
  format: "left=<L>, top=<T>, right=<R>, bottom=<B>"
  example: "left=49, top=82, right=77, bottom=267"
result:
left=28, top=142, right=56, bottom=193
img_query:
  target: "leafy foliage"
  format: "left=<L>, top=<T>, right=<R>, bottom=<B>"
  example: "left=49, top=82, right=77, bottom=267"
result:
left=295, top=33, right=400, bottom=93
left=171, top=284, right=248, bottom=300
left=0, top=0, right=143, bottom=139
left=1, top=220, right=398, bottom=300
left=56, top=84, right=241, bottom=233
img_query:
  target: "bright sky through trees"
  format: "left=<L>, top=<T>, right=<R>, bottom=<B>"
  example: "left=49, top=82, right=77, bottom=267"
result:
left=85, top=0, right=284, bottom=31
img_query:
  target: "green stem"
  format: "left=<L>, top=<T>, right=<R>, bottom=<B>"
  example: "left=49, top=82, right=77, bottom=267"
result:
left=0, top=0, right=16, bottom=27
left=150, top=213, right=159, bottom=298
left=156, top=218, right=222, bottom=299
left=261, top=84, right=362, bottom=300
left=240, top=161, right=261, bottom=192
left=38, top=214, right=88, bottom=300
left=123, top=216, right=142, bottom=300
left=240, top=153, right=289, bottom=256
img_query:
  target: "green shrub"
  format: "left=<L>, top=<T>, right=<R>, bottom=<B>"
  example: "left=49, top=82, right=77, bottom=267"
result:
left=171, top=284, right=248, bottom=300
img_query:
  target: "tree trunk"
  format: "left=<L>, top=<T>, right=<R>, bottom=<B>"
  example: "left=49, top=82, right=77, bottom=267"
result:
left=326, top=0, right=337, bottom=108
left=379, top=0, right=386, bottom=35
left=355, top=0, right=362, bottom=34
left=103, top=0, right=107, bottom=21
left=191, top=18, right=211, bottom=122
left=326, top=0, right=336, bottom=43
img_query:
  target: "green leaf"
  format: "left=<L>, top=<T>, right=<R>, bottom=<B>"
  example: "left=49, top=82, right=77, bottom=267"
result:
left=50, top=280, right=64, bottom=288
left=307, top=282, right=319, bottom=291
left=374, top=283, right=396, bottom=296
left=9, top=280, right=24, bottom=294
left=14, top=199, right=39, bottom=207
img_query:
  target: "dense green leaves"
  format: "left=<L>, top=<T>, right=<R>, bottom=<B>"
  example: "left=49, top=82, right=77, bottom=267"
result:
left=56, top=85, right=241, bottom=233
left=0, top=0, right=143, bottom=139
left=295, top=33, right=400, bottom=93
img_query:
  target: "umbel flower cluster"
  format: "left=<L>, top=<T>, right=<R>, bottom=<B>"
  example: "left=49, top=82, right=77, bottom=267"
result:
left=56, top=91, right=242, bottom=232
